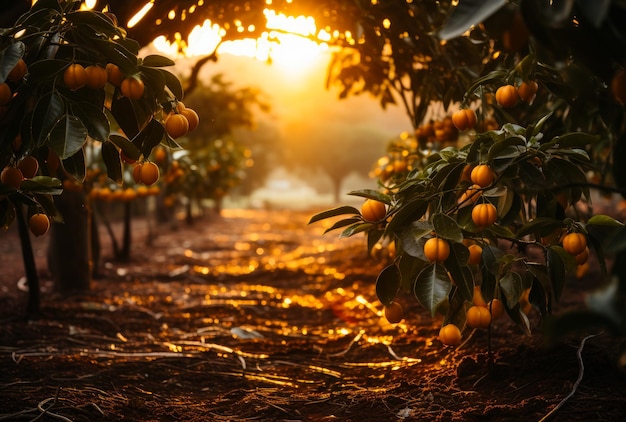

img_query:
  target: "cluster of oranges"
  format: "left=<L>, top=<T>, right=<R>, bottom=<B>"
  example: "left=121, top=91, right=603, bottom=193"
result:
left=0, top=58, right=28, bottom=116
left=90, top=184, right=160, bottom=202
left=415, top=116, right=459, bottom=146
left=164, top=102, right=200, bottom=140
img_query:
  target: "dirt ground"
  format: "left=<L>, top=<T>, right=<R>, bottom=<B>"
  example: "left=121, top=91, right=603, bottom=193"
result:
left=1, top=207, right=626, bottom=421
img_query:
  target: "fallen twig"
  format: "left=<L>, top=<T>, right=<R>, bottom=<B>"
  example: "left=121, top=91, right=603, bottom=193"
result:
left=538, top=332, right=602, bottom=422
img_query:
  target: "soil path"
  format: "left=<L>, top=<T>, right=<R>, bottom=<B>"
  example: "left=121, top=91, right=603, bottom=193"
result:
left=1, top=208, right=625, bottom=421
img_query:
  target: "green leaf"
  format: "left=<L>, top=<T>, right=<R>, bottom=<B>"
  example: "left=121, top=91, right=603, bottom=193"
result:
left=322, top=217, right=361, bottom=234
left=347, top=189, right=392, bottom=204
left=72, top=102, right=110, bottom=143
left=376, top=264, right=401, bottom=307
left=340, top=222, right=372, bottom=238
left=32, top=92, right=64, bottom=146
left=133, top=119, right=166, bottom=158
left=19, top=176, right=62, bottom=193
left=551, top=132, right=599, bottom=149
left=445, top=243, right=473, bottom=302
left=499, top=271, right=523, bottom=309
left=400, top=221, right=433, bottom=258
left=367, top=228, right=385, bottom=251
left=439, top=0, right=507, bottom=40
left=433, top=212, right=463, bottom=243
left=308, top=206, right=359, bottom=224
left=413, top=263, right=453, bottom=317
left=384, top=198, right=429, bottom=234
left=142, top=55, right=176, bottom=67
left=162, top=69, right=185, bottom=100
left=587, top=215, right=624, bottom=228
left=109, top=134, right=141, bottom=161
left=0, top=41, right=25, bottom=82
left=49, top=114, right=88, bottom=160
left=482, top=244, right=504, bottom=275
left=605, top=225, right=626, bottom=254
left=62, top=149, right=86, bottom=182
left=101, top=141, right=123, bottom=184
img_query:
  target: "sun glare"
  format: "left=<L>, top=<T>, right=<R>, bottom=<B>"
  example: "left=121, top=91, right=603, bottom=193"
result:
left=152, top=9, right=330, bottom=75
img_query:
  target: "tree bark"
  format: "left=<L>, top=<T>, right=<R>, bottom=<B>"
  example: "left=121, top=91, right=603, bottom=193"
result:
left=47, top=190, right=91, bottom=292
left=15, top=203, right=40, bottom=314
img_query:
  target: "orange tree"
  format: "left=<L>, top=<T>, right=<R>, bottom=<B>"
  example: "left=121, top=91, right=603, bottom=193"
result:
left=311, top=0, right=626, bottom=346
left=0, top=0, right=186, bottom=310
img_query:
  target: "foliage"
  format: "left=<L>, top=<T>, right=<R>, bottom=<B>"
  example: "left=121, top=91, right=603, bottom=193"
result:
left=0, top=0, right=184, bottom=226
left=311, top=0, right=626, bottom=339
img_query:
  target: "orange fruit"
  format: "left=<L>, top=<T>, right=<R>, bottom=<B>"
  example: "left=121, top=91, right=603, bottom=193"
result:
left=120, top=77, right=145, bottom=100
left=468, top=244, right=483, bottom=265
left=122, top=187, right=137, bottom=201
left=562, top=232, right=587, bottom=256
left=153, top=146, right=167, bottom=164
left=451, top=108, right=477, bottom=131
left=470, top=164, right=495, bottom=187
left=361, top=199, right=386, bottom=222
left=520, top=288, right=532, bottom=314
left=165, top=113, right=189, bottom=139
left=472, top=203, right=497, bottom=228
left=473, top=285, right=487, bottom=307
left=84, top=65, right=108, bottom=89
left=439, top=324, right=462, bottom=346
left=489, top=299, right=505, bottom=319
left=458, top=184, right=482, bottom=205
left=495, top=84, right=520, bottom=108
left=575, top=247, right=590, bottom=265
left=106, top=63, right=125, bottom=86
left=461, top=164, right=473, bottom=182
left=7, top=59, right=27, bottom=82
left=139, top=161, right=160, bottom=186
left=29, top=213, right=50, bottom=236
left=17, top=156, right=39, bottom=178
left=611, top=68, right=626, bottom=105
left=384, top=301, right=404, bottom=324
left=576, top=262, right=590, bottom=279
left=467, top=305, right=491, bottom=328
left=1, top=166, right=23, bottom=189
left=180, top=108, right=199, bottom=131
left=132, top=164, right=142, bottom=184
left=63, top=63, right=87, bottom=90
left=517, top=80, right=538, bottom=103
left=0, top=83, right=12, bottom=105
left=424, top=237, right=450, bottom=263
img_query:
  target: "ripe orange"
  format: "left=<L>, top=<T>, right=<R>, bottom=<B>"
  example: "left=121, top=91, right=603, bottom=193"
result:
left=470, top=164, right=494, bottom=187
left=132, top=163, right=142, bottom=184
left=495, top=84, right=520, bottom=108
left=153, top=146, right=167, bottom=164
left=384, top=301, right=404, bottom=324
left=424, top=237, right=450, bottom=263
left=17, top=156, right=39, bottom=178
left=28, top=213, right=50, bottom=237
left=139, top=161, right=160, bottom=186
left=467, top=305, right=491, bottom=328
left=472, top=203, right=497, bottom=228
left=120, top=77, right=145, bottom=100
left=473, top=285, right=487, bottom=307
left=165, top=113, right=189, bottom=139
left=63, top=63, right=87, bottom=90
left=489, top=299, right=505, bottom=319
left=575, top=247, right=590, bottom=265
left=1, top=166, right=23, bottom=189
left=84, top=65, right=108, bottom=89
left=468, top=244, right=483, bottom=265
left=180, top=108, right=199, bottom=132
left=106, top=63, right=125, bottom=86
left=7, top=59, right=27, bottom=82
left=576, top=262, right=590, bottom=279
left=361, top=199, right=386, bottom=222
left=562, top=232, right=587, bottom=255
left=451, top=108, right=477, bottom=131
left=517, top=80, right=538, bottom=103
left=439, top=323, right=462, bottom=346
left=458, top=184, right=482, bottom=205
left=0, top=83, right=12, bottom=105
left=611, top=68, right=626, bottom=105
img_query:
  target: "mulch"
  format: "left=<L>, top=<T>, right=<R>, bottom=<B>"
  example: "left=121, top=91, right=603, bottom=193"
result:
left=1, top=208, right=625, bottom=421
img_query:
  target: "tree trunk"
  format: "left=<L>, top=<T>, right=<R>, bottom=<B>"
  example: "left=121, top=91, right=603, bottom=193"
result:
left=47, top=190, right=91, bottom=292
left=15, top=203, right=40, bottom=314
left=118, top=201, right=132, bottom=261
